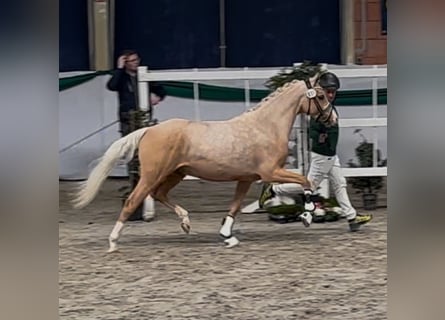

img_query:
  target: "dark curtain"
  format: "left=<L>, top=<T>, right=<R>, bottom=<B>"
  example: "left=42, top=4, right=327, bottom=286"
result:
left=114, top=0, right=220, bottom=69
left=59, top=0, right=90, bottom=71
left=225, top=0, right=341, bottom=67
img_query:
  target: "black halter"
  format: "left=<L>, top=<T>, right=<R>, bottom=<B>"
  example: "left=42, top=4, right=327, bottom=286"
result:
left=304, top=79, right=334, bottom=125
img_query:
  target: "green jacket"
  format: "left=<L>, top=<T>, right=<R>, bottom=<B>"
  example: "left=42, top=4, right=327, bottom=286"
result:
left=309, top=107, right=339, bottom=156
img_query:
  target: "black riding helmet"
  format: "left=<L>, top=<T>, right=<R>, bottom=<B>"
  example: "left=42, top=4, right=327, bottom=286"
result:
left=319, top=72, right=340, bottom=90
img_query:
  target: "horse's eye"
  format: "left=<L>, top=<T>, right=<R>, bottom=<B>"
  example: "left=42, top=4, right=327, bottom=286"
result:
left=317, top=95, right=325, bottom=99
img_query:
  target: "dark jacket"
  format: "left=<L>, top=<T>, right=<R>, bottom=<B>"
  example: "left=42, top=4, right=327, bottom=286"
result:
left=107, top=69, right=167, bottom=126
left=309, top=107, right=339, bottom=157
left=106, top=68, right=139, bottom=123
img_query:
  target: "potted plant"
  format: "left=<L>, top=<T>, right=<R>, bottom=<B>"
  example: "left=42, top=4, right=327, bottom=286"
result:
left=347, top=129, right=387, bottom=210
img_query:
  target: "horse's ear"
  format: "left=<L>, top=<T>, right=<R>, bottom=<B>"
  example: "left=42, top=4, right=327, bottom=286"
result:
left=309, top=73, right=320, bottom=87
left=309, top=63, right=327, bottom=86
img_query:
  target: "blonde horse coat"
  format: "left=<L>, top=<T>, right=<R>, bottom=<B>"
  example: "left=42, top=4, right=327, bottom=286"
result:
left=73, top=76, right=337, bottom=251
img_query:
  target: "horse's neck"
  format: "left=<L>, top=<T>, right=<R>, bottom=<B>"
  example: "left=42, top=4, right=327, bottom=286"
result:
left=248, top=82, right=304, bottom=140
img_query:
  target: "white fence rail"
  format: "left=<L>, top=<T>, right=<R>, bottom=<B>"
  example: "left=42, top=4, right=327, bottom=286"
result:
left=137, top=66, right=387, bottom=82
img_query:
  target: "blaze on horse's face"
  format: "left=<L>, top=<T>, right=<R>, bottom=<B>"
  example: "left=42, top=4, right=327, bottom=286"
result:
left=304, top=85, right=338, bottom=126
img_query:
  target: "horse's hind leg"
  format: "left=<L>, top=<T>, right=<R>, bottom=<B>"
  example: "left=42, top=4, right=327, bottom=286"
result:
left=220, top=180, right=253, bottom=248
left=152, top=172, right=191, bottom=233
left=108, top=177, right=152, bottom=253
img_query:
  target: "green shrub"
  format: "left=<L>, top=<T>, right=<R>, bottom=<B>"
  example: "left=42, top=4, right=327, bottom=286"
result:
left=347, top=129, right=386, bottom=194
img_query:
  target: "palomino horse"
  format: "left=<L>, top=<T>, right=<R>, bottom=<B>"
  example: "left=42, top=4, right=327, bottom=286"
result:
left=73, top=74, right=337, bottom=252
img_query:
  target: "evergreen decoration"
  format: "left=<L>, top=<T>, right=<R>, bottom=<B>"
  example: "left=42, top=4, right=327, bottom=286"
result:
left=264, top=60, right=325, bottom=91
left=347, top=129, right=386, bottom=194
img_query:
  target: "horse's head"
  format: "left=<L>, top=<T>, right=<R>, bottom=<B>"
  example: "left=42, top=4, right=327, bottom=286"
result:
left=300, top=73, right=338, bottom=126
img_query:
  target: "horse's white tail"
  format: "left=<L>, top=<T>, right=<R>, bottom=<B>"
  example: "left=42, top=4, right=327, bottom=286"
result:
left=72, top=127, right=149, bottom=209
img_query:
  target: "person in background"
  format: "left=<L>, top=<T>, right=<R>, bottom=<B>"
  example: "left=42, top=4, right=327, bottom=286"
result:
left=106, top=49, right=166, bottom=136
left=106, top=49, right=167, bottom=221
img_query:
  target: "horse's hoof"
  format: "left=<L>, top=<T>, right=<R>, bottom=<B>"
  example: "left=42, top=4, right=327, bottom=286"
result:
left=181, top=222, right=191, bottom=234
left=299, top=211, right=313, bottom=227
left=107, top=240, right=119, bottom=253
left=224, top=236, right=240, bottom=248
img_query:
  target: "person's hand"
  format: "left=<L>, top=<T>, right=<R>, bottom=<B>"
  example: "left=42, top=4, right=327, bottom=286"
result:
left=318, top=133, right=328, bottom=143
left=117, top=55, right=127, bottom=69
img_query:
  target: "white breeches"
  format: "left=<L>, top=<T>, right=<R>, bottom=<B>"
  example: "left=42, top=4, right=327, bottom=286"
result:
left=308, top=152, right=356, bottom=220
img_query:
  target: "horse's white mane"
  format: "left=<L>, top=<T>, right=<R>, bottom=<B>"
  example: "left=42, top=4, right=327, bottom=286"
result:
left=246, top=79, right=301, bottom=112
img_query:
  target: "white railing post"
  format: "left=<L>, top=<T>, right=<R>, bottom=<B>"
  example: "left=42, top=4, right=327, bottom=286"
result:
left=138, top=66, right=149, bottom=111
left=193, top=68, right=201, bottom=121
left=137, top=66, right=155, bottom=219
left=244, top=67, right=251, bottom=111
left=372, top=65, right=379, bottom=168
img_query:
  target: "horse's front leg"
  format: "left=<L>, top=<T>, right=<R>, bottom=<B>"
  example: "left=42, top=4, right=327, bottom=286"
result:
left=219, top=180, right=253, bottom=248
left=261, top=168, right=316, bottom=225
left=262, top=167, right=313, bottom=189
